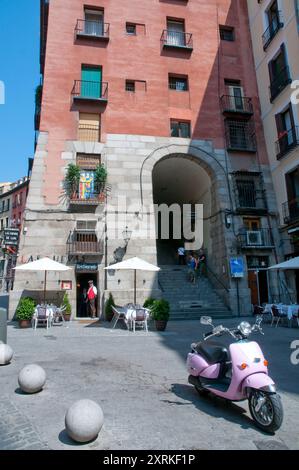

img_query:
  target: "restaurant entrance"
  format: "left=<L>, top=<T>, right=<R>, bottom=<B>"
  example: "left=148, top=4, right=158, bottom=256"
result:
left=76, top=272, right=98, bottom=318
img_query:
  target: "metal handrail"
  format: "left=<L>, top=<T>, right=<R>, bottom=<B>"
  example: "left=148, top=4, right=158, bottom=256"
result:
left=275, top=126, right=299, bottom=159
left=262, top=12, right=283, bottom=50
left=220, top=95, right=253, bottom=114
left=205, top=263, right=229, bottom=293
left=161, top=29, right=193, bottom=48
left=75, top=19, right=110, bottom=38
left=71, top=80, right=108, bottom=101
left=269, top=65, right=291, bottom=101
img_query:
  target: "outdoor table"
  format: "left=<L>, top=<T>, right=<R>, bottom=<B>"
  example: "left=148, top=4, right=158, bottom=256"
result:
left=264, top=303, right=299, bottom=326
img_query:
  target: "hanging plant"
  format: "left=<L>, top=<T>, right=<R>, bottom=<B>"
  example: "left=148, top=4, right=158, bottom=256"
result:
left=65, top=164, right=81, bottom=198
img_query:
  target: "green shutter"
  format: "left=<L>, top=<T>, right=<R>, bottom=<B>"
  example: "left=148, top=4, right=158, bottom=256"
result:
left=81, top=66, right=102, bottom=98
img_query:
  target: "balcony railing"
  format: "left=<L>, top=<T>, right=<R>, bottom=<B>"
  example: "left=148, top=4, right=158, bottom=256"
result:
left=269, top=65, right=292, bottom=102
left=75, top=19, right=110, bottom=40
left=262, top=13, right=283, bottom=50
left=69, top=183, right=106, bottom=206
left=275, top=126, right=299, bottom=159
left=68, top=231, right=104, bottom=256
left=225, top=120, right=256, bottom=152
left=78, top=124, right=100, bottom=142
left=161, top=30, right=193, bottom=50
left=71, top=80, right=108, bottom=102
left=238, top=229, right=274, bottom=249
left=282, top=197, right=299, bottom=224
left=220, top=95, right=253, bottom=116
left=235, top=188, right=267, bottom=212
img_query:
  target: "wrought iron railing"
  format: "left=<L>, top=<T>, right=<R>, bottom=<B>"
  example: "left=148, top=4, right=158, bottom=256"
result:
left=225, top=120, right=256, bottom=152
left=220, top=95, right=253, bottom=115
left=235, top=186, right=266, bottom=211
left=262, top=12, right=283, bottom=50
left=269, top=65, right=292, bottom=102
left=71, top=80, right=108, bottom=101
left=78, top=124, right=100, bottom=142
left=69, top=182, right=106, bottom=205
left=282, top=197, right=299, bottom=224
left=161, top=30, right=193, bottom=49
left=275, top=126, right=299, bottom=159
left=75, top=19, right=110, bottom=39
left=68, top=231, right=104, bottom=255
left=238, top=228, right=274, bottom=249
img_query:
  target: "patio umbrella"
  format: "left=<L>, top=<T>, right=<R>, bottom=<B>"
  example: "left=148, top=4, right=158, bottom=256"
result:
left=14, top=257, right=71, bottom=305
left=104, top=257, right=160, bottom=304
left=268, top=256, right=299, bottom=270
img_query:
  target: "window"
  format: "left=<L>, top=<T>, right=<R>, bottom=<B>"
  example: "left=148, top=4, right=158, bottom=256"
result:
left=125, top=80, right=135, bottom=92
left=78, top=113, right=100, bottom=142
left=219, top=26, right=235, bottom=41
left=81, top=66, right=102, bottom=99
left=126, top=23, right=136, bottom=35
left=169, top=75, right=188, bottom=91
left=268, top=44, right=291, bottom=101
left=236, top=180, right=256, bottom=208
left=170, top=120, right=191, bottom=138
left=84, top=9, right=104, bottom=36
left=167, top=19, right=185, bottom=46
left=225, top=80, right=244, bottom=111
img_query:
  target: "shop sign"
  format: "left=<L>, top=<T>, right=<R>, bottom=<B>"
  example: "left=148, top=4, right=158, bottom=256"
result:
left=61, top=281, right=72, bottom=290
left=76, top=263, right=98, bottom=272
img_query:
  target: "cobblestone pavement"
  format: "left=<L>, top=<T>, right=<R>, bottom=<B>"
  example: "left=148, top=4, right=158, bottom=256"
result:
left=0, top=319, right=298, bottom=450
left=0, top=397, right=49, bottom=450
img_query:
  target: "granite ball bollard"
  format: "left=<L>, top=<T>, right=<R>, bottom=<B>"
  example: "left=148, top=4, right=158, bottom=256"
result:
left=65, top=399, right=104, bottom=443
left=0, top=344, right=13, bottom=365
left=18, top=364, right=46, bottom=394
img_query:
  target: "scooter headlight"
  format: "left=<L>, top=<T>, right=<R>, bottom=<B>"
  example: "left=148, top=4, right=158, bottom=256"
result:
left=239, top=321, right=252, bottom=337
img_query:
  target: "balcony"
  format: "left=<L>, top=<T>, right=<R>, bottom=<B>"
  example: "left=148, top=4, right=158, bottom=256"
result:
left=71, top=80, right=108, bottom=104
left=225, top=120, right=256, bottom=152
left=161, top=30, right=193, bottom=51
left=220, top=95, right=253, bottom=117
left=78, top=124, right=100, bottom=142
left=69, top=186, right=105, bottom=208
left=75, top=20, right=110, bottom=41
left=68, top=231, right=104, bottom=256
left=238, top=229, right=274, bottom=249
left=262, top=13, right=284, bottom=50
left=276, top=126, right=299, bottom=160
left=269, top=65, right=292, bottom=102
left=282, top=198, right=299, bottom=225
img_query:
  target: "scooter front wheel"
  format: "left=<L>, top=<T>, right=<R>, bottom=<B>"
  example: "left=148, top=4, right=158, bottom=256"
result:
left=249, top=390, right=283, bottom=433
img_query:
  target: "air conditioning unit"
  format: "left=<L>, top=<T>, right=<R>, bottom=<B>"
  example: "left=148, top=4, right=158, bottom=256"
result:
left=246, top=230, right=262, bottom=246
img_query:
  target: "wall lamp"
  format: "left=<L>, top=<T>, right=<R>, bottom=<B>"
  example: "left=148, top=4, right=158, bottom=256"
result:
left=224, top=210, right=232, bottom=229
left=122, top=226, right=132, bottom=244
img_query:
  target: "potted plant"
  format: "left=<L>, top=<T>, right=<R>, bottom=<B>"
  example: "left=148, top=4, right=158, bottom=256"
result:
left=65, top=163, right=81, bottom=199
left=15, top=297, right=36, bottom=328
left=94, top=164, right=107, bottom=200
left=105, top=292, right=115, bottom=322
left=151, top=299, right=170, bottom=331
left=143, top=298, right=156, bottom=309
left=62, top=292, right=72, bottom=321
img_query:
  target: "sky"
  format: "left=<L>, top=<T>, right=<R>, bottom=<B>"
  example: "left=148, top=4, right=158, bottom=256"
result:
left=0, top=0, right=40, bottom=182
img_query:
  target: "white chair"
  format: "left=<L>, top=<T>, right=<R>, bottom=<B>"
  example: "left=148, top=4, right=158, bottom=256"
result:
left=132, top=308, right=148, bottom=333
left=32, top=306, right=51, bottom=330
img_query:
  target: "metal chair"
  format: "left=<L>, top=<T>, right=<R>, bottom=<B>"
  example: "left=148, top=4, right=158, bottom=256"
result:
left=132, top=308, right=148, bottom=333
left=271, top=305, right=285, bottom=328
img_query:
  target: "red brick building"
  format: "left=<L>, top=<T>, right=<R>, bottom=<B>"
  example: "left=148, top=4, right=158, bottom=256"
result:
left=12, top=0, right=282, bottom=318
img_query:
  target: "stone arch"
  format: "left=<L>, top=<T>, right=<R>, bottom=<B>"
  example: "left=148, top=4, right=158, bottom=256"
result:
left=139, top=143, right=233, bottom=212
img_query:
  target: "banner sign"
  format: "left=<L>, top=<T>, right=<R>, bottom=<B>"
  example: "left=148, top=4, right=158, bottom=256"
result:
left=230, top=257, right=244, bottom=278
left=76, top=263, right=98, bottom=272
left=4, top=229, right=19, bottom=246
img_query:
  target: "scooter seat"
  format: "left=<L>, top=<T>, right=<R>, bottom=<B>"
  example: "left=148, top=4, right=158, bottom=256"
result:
left=195, top=340, right=230, bottom=364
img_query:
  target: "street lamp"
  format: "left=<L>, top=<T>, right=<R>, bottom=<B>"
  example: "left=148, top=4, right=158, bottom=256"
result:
left=122, top=226, right=132, bottom=244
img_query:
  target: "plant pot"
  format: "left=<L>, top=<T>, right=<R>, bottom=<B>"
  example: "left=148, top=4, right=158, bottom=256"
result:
left=19, top=320, right=31, bottom=329
left=63, top=314, right=71, bottom=322
left=155, top=320, right=168, bottom=331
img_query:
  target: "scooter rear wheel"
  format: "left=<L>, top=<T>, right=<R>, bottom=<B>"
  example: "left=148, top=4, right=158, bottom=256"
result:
left=249, top=391, right=283, bottom=433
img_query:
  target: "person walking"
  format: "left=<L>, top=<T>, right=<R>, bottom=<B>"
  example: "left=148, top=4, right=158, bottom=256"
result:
left=79, top=288, right=88, bottom=317
left=198, top=250, right=206, bottom=277
left=187, top=254, right=196, bottom=284
left=177, top=246, right=185, bottom=265
left=87, top=280, right=98, bottom=318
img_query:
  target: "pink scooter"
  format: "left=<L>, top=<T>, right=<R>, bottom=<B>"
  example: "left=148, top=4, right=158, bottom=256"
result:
left=187, top=316, right=283, bottom=433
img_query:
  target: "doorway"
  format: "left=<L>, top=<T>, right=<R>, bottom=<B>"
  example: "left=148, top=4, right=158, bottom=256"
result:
left=76, top=272, right=98, bottom=318
left=248, top=269, right=269, bottom=306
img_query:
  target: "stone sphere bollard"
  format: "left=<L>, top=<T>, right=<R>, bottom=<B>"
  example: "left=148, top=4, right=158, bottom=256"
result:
left=0, top=344, right=13, bottom=365
left=65, top=399, right=104, bottom=443
left=18, top=364, right=46, bottom=394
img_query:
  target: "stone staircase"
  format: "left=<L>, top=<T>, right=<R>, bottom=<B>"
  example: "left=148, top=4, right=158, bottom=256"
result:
left=158, top=265, right=233, bottom=320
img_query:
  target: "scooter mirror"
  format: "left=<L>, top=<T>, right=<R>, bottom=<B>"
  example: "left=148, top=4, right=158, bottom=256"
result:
left=200, top=316, right=213, bottom=325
